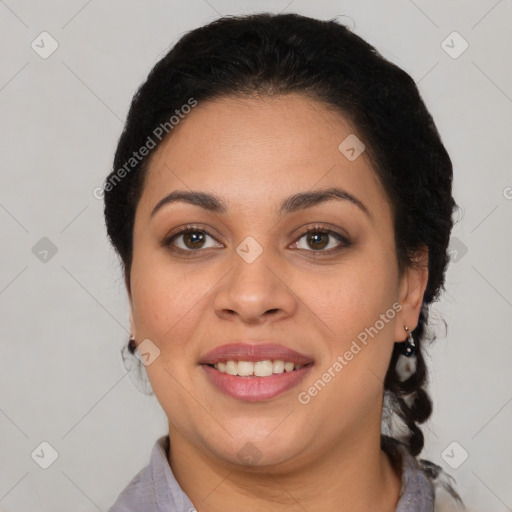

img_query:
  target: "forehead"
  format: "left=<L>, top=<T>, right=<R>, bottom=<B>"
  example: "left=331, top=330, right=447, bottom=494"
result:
left=136, top=93, right=389, bottom=220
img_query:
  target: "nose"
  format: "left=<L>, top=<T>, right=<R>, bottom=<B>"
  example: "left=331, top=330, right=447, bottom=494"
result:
left=213, top=248, right=298, bottom=325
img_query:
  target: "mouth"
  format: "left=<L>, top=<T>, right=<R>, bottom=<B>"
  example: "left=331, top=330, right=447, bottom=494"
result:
left=199, top=342, right=314, bottom=402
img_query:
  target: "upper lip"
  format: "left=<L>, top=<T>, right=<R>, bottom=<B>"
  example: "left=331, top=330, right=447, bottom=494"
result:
left=199, top=342, right=314, bottom=365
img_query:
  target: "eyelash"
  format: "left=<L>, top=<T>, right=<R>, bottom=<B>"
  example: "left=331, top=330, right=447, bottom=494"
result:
left=161, top=224, right=350, bottom=257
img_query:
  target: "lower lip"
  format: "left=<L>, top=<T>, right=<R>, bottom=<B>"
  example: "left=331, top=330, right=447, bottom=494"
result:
left=202, top=364, right=313, bottom=402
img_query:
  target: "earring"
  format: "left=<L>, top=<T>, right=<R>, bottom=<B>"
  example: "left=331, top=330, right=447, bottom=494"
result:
left=396, top=326, right=417, bottom=382
left=401, top=325, right=416, bottom=357
left=128, top=335, right=137, bottom=354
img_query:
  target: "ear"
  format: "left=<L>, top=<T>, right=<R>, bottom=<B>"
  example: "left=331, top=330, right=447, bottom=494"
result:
left=394, top=246, right=429, bottom=342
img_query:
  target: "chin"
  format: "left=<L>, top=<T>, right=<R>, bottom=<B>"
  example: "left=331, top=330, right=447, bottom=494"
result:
left=199, top=428, right=308, bottom=471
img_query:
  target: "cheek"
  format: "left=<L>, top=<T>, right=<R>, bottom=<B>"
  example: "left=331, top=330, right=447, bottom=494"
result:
left=302, top=247, right=399, bottom=405
left=298, top=276, right=398, bottom=437
left=308, top=255, right=399, bottom=341
left=129, top=255, right=213, bottom=418
left=130, top=249, right=211, bottom=347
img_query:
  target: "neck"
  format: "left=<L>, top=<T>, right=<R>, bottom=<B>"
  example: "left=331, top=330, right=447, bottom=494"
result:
left=167, top=425, right=402, bottom=512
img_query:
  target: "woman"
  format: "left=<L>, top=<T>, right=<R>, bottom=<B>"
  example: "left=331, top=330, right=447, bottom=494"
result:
left=104, top=12, right=465, bottom=512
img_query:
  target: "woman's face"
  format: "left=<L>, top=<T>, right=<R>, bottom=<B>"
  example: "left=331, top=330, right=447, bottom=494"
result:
left=128, top=93, right=427, bottom=470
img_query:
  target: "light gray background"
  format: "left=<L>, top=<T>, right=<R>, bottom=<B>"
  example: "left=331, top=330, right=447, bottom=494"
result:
left=1, top=0, right=511, bottom=510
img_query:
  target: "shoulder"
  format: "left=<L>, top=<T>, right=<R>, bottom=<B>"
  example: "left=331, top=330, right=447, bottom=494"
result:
left=107, top=441, right=160, bottom=512
left=107, top=435, right=195, bottom=512
left=382, top=435, right=466, bottom=512
left=418, top=458, right=466, bottom=512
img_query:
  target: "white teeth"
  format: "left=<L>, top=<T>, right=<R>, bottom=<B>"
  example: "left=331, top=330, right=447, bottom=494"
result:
left=284, top=361, right=294, bottom=372
left=237, top=361, right=254, bottom=376
left=272, top=360, right=285, bottom=374
left=254, top=360, right=273, bottom=377
left=225, top=360, right=238, bottom=375
left=212, top=359, right=306, bottom=377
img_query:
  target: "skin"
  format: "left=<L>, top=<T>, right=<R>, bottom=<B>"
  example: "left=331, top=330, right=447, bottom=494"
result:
left=127, top=93, right=429, bottom=512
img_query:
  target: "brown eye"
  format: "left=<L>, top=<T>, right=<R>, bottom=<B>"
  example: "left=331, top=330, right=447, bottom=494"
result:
left=163, top=226, right=223, bottom=253
left=293, top=227, right=349, bottom=254
left=305, top=231, right=329, bottom=250
left=181, top=230, right=207, bottom=249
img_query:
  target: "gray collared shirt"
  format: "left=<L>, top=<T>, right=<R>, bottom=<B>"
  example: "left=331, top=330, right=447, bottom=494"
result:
left=108, top=435, right=440, bottom=512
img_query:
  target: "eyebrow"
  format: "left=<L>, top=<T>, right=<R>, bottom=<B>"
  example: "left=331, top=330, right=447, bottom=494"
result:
left=150, top=187, right=370, bottom=218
